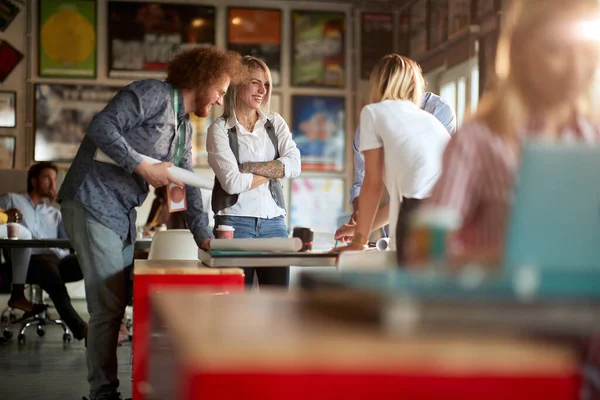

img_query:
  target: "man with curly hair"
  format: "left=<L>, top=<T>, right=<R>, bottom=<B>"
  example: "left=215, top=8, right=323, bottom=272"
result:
left=58, top=45, right=243, bottom=400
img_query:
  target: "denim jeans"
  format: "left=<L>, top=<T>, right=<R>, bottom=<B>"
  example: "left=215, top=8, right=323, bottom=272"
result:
left=214, top=215, right=289, bottom=287
left=61, top=201, right=133, bottom=400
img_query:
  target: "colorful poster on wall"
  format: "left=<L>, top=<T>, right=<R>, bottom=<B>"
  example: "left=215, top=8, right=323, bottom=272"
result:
left=0, top=0, right=20, bottom=32
left=38, top=0, right=96, bottom=78
left=291, top=95, right=345, bottom=172
left=227, top=8, right=281, bottom=86
left=291, top=11, right=345, bottom=88
left=34, top=84, right=119, bottom=162
left=360, top=13, right=394, bottom=80
left=290, top=177, right=345, bottom=235
left=0, top=39, right=23, bottom=82
left=108, top=2, right=215, bottom=78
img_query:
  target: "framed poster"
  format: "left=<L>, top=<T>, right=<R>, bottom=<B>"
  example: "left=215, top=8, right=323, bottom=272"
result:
left=227, top=8, right=281, bottom=86
left=0, top=135, right=15, bottom=168
left=108, top=2, right=215, bottom=78
left=190, top=110, right=213, bottom=168
left=291, top=95, right=345, bottom=172
left=360, top=13, right=394, bottom=80
left=0, top=91, right=16, bottom=127
left=0, top=39, right=23, bottom=82
left=38, top=0, right=96, bottom=78
left=34, top=83, right=119, bottom=162
left=290, top=177, right=345, bottom=235
left=291, top=11, right=345, bottom=88
left=0, top=0, right=20, bottom=32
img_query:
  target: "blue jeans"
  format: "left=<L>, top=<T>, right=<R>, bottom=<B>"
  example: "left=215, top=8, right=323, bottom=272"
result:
left=214, top=215, right=289, bottom=288
left=61, top=200, right=133, bottom=400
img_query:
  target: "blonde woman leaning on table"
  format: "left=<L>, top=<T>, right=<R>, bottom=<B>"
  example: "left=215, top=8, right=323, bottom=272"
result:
left=406, top=0, right=600, bottom=269
left=207, top=56, right=301, bottom=288
left=335, top=54, right=450, bottom=254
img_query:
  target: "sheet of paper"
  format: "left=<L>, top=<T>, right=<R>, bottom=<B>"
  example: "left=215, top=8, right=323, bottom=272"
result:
left=94, top=149, right=214, bottom=190
left=210, top=238, right=303, bottom=253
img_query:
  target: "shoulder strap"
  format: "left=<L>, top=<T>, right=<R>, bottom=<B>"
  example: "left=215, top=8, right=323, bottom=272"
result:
left=227, top=126, right=240, bottom=163
left=264, top=119, right=279, bottom=159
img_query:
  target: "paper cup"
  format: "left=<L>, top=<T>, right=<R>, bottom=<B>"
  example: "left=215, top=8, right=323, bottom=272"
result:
left=7, top=223, right=19, bottom=239
left=215, top=225, right=235, bottom=239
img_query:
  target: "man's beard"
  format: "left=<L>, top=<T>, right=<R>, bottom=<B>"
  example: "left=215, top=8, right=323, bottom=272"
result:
left=194, top=103, right=211, bottom=117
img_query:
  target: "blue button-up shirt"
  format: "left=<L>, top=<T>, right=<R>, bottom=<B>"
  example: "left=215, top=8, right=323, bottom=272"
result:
left=58, top=79, right=212, bottom=244
left=349, top=92, right=457, bottom=205
left=0, top=193, right=68, bottom=257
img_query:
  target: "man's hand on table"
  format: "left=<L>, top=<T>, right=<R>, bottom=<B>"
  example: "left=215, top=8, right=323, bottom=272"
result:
left=199, top=239, right=211, bottom=251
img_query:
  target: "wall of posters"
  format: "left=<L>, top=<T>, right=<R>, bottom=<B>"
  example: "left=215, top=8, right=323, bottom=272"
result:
left=108, top=2, right=215, bottom=78
left=0, top=91, right=16, bottom=127
left=291, top=11, right=345, bottom=88
left=290, top=177, right=345, bottom=234
left=227, top=8, right=281, bottom=86
left=34, top=83, right=118, bottom=161
left=291, top=95, right=345, bottom=172
left=38, top=0, right=96, bottom=78
left=360, top=13, right=394, bottom=80
left=0, top=135, right=15, bottom=168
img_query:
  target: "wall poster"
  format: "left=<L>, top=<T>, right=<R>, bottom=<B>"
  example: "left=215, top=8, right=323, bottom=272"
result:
left=291, top=10, right=345, bottom=88
left=291, top=95, right=345, bottom=172
left=34, top=83, right=119, bottom=162
left=108, top=2, right=215, bottom=78
left=290, top=177, right=345, bottom=235
left=227, top=8, right=281, bottom=86
left=38, top=0, right=96, bottom=78
left=0, top=91, right=16, bottom=127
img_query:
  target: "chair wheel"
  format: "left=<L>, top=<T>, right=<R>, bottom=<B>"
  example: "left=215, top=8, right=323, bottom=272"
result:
left=17, top=333, right=26, bottom=343
left=63, top=333, right=72, bottom=343
left=36, top=326, right=45, bottom=337
left=3, top=330, right=13, bottom=340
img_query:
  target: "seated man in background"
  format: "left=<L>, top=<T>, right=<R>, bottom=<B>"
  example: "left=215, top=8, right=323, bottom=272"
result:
left=0, top=162, right=88, bottom=341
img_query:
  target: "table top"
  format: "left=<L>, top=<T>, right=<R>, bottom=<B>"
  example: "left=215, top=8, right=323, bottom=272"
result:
left=199, top=249, right=338, bottom=268
left=151, top=290, right=578, bottom=374
left=0, top=238, right=152, bottom=250
left=135, top=259, right=243, bottom=276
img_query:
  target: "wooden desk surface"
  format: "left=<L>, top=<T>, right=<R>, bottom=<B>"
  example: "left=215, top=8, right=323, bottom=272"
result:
left=134, top=259, right=243, bottom=276
left=151, top=290, right=578, bottom=374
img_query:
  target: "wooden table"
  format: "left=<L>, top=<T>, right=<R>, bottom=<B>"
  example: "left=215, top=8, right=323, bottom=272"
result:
left=132, top=260, right=244, bottom=400
left=147, top=290, right=581, bottom=400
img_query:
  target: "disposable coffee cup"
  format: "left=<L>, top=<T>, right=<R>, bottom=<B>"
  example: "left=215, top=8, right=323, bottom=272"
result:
left=215, top=225, right=235, bottom=239
left=7, top=222, right=19, bottom=239
left=292, top=227, right=314, bottom=252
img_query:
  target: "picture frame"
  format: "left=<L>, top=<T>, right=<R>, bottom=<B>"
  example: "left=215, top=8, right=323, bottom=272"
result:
left=34, top=83, right=120, bottom=162
left=0, top=135, right=16, bottom=168
left=38, top=0, right=97, bottom=78
left=291, top=10, right=345, bottom=88
left=291, top=95, right=346, bottom=172
left=0, top=90, right=16, bottom=128
left=290, top=177, right=345, bottom=235
left=107, top=1, right=215, bottom=79
left=227, top=7, right=282, bottom=86
left=0, top=39, right=23, bottom=82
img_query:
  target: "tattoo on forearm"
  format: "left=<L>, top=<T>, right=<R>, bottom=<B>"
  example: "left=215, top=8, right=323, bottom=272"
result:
left=240, top=160, right=285, bottom=179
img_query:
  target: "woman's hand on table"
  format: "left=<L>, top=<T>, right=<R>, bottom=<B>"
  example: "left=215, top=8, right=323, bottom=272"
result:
left=330, top=242, right=365, bottom=254
left=334, top=223, right=356, bottom=243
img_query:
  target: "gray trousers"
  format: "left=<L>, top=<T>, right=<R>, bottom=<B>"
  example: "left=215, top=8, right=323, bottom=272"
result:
left=61, top=201, right=133, bottom=400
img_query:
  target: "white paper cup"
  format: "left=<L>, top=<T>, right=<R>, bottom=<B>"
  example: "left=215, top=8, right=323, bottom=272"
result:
left=215, top=225, right=235, bottom=239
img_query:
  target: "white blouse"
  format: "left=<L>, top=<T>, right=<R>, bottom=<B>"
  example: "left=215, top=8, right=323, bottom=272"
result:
left=207, top=109, right=301, bottom=218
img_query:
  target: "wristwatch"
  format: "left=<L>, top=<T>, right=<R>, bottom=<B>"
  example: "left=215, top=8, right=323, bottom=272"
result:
left=351, top=233, right=368, bottom=246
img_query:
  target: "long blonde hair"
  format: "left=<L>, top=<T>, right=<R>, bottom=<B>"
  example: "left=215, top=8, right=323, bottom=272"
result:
left=476, top=0, right=600, bottom=137
left=222, top=56, right=272, bottom=119
left=369, top=54, right=425, bottom=105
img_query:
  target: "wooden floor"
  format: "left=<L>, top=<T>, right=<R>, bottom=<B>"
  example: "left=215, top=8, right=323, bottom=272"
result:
left=0, top=298, right=132, bottom=400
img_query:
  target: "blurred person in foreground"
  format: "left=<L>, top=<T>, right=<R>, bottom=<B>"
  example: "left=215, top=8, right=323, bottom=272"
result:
left=407, top=0, right=600, bottom=268
left=58, top=46, right=243, bottom=400
left=207, top=56, right=301, bottom=288
left=334, top=54, right=450, bottom=254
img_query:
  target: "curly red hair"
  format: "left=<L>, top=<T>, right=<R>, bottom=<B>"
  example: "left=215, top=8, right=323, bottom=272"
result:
left=166, top=45, right=244, bottom=90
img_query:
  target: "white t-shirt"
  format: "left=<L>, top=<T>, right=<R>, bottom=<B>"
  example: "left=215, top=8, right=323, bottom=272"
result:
left=359, top=99, right=450, bottom=249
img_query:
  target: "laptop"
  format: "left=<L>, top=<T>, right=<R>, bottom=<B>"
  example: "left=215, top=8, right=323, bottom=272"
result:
left=504, top=141, right=600, bottom=272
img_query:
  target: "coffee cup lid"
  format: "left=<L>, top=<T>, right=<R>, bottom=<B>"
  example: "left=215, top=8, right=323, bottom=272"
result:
left=216, top=225, right=235, bottom=231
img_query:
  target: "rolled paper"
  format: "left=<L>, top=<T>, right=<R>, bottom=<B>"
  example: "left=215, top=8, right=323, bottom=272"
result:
left=94, top=149, right=214, bottom=190
left=376, top=238, right=390, bottom=251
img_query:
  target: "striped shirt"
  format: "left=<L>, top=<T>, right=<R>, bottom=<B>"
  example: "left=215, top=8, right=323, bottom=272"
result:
left=427, top=115, right=600, bottom=251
